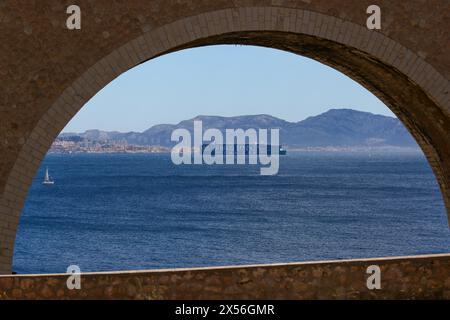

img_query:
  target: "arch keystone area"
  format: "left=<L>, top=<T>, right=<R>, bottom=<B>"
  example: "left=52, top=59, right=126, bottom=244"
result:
left=0, top=2, right=449, bottom=275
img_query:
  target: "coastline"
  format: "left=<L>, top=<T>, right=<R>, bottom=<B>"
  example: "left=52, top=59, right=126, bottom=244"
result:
left=47, top=146, right=422, bottom=155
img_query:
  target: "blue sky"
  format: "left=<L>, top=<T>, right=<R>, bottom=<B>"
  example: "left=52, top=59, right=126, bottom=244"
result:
left=63, top=45, right=392, bottom=133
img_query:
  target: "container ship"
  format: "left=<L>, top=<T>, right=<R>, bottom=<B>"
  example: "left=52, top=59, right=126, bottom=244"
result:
left=202, top=144, right=287, bottom=155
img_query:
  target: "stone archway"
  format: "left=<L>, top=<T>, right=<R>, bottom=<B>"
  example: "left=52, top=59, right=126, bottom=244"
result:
left=0, top=2, right=449, bottom=274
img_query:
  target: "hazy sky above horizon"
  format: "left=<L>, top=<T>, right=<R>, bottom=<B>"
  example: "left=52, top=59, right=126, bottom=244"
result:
left=62, top=45, right=393, bottom=133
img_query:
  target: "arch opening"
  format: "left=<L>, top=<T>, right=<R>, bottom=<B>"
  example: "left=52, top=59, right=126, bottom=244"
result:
left=14, top=42, right=450, bottom=274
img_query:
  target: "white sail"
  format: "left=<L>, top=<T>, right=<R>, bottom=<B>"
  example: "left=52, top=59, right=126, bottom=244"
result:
left=43, top=168, right=54, bottom=185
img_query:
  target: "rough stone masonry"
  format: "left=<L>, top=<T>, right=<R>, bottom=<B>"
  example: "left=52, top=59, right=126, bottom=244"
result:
left=0, top=1, right=449, bottom=283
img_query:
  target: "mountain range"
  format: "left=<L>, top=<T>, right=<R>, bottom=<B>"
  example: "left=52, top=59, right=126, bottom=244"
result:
left=59, top=109, right=419, bottom=149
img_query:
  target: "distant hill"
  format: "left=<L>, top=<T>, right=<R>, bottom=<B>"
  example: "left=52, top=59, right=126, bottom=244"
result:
left=60, top=109, right=419, bottom=149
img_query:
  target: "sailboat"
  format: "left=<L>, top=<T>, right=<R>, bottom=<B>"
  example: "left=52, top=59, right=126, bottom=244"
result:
left=42, top=167, right=55, bottom=185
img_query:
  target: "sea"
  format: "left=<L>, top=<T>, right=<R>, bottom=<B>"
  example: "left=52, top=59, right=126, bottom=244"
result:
left=12, top=151, right=450, bottom=274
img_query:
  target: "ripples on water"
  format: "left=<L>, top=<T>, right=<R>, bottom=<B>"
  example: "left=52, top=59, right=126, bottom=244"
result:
left=13, top=152, right=450, bottom=274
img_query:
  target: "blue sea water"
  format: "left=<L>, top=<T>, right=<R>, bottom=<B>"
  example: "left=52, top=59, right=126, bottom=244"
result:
left=13, top=152, right=450, bottom=274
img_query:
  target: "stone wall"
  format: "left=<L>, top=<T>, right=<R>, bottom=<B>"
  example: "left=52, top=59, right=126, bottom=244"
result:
left=1, top=1, right=449, bottom=275
left=0, top=254, right=449, bottom=299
